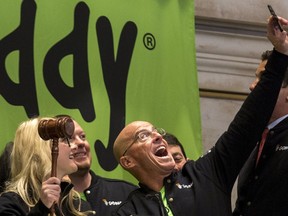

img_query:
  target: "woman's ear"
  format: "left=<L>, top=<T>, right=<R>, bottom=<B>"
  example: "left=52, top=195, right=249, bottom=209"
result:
left=119, top=156, right=135, bottom=169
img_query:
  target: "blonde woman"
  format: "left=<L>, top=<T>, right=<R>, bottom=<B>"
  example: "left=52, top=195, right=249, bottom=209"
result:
left=0, top=117, right=94, bottom=215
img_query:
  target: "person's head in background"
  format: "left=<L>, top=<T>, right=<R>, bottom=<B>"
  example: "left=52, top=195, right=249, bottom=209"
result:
left=249, top=50, right=273, bottom=91
left=163, top=132, right=188, bottom=171
left=0, top=142, right=13, bottom=193
left=249, top=50, right=288, bottom=124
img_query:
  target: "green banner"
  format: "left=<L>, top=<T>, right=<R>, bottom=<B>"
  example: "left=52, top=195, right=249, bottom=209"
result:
left=0, top=0, right=201, bottom=184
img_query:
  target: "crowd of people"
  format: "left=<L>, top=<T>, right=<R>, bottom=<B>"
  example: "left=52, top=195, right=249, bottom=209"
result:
left=1, top=13, right=288, bottom=216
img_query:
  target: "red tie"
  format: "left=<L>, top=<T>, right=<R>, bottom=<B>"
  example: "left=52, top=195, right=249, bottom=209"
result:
left=256, top=128, right=269, bottom=166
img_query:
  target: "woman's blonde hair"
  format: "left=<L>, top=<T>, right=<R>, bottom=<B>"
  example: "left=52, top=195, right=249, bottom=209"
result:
left=5, top=117, right=92, bottom=216
left=7, top=117, right=51, bottom=205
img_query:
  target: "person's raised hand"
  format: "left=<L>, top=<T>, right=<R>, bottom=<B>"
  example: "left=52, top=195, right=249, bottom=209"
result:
left=267, top=16, right=288, bottom=55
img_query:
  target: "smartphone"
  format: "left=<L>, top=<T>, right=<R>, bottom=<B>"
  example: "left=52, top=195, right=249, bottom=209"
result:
left=267, top=5, right=283, bottom=32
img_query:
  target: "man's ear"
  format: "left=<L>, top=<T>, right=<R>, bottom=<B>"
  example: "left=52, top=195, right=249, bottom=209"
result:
left=119, top=156, right=135, bottom=169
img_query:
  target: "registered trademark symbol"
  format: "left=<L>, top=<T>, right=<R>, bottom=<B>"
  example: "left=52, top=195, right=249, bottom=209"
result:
left=143, top=33, right=156, bottom=50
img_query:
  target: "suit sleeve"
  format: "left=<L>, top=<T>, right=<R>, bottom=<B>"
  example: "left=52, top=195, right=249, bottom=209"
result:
left=196, top=49, right=288, bottom=192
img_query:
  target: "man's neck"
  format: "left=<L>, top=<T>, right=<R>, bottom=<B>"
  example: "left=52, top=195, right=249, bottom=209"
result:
left=69, top=169, right=92, bottom=192
left=147, top=181, right=164, bottom=192
left=139, top=174, right=165, bottom=192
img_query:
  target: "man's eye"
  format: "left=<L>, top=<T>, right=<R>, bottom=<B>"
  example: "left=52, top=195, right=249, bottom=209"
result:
left=138, top=131, right=150, bottom=140
left=173, top=157, right=183, bottom=163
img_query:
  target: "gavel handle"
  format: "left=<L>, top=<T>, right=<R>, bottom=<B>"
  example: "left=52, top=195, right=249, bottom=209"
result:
left=50, top=138, right=59, bottom=214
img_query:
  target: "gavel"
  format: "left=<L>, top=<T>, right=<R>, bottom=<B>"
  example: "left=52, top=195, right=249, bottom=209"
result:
left=38, top=116, right=74, bottom=213
left=38, top=116, right=74, bottom=140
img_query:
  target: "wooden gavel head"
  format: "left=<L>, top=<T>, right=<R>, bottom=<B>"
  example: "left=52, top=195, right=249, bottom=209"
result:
left=38, top=117, right=75, bottom=140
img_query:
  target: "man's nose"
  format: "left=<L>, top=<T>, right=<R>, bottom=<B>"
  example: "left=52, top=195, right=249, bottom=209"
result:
left=174, top=164, right=181, bottom=172
left=152, top=133, right=163, bottom=143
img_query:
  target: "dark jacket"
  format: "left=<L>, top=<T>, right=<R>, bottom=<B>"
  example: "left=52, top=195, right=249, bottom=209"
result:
left=0, top=182, right=92, bottom=215
left=112, top=50, right=288, bottom=216
left=234, top=117, right=288, bottom=216
left=83, top=170, right=138, bottom=216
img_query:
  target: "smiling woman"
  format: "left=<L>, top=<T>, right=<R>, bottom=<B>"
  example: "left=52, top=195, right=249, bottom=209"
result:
left=0, top=117, right=94, bottom=216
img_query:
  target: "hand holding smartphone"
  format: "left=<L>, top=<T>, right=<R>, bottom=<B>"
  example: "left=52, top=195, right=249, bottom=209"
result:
left=267, top=5, right=283, bottom=32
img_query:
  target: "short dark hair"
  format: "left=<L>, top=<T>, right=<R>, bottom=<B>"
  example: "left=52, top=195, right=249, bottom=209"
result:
left=163, top=133, right=187, bottom=159
left=261, top=50, right=288, bottom=87
left=261, top=50, right=273, bottom=61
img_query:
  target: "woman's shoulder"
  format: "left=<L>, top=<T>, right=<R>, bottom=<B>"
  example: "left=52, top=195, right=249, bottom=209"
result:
left=0, top=191, right=28, bottom=215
